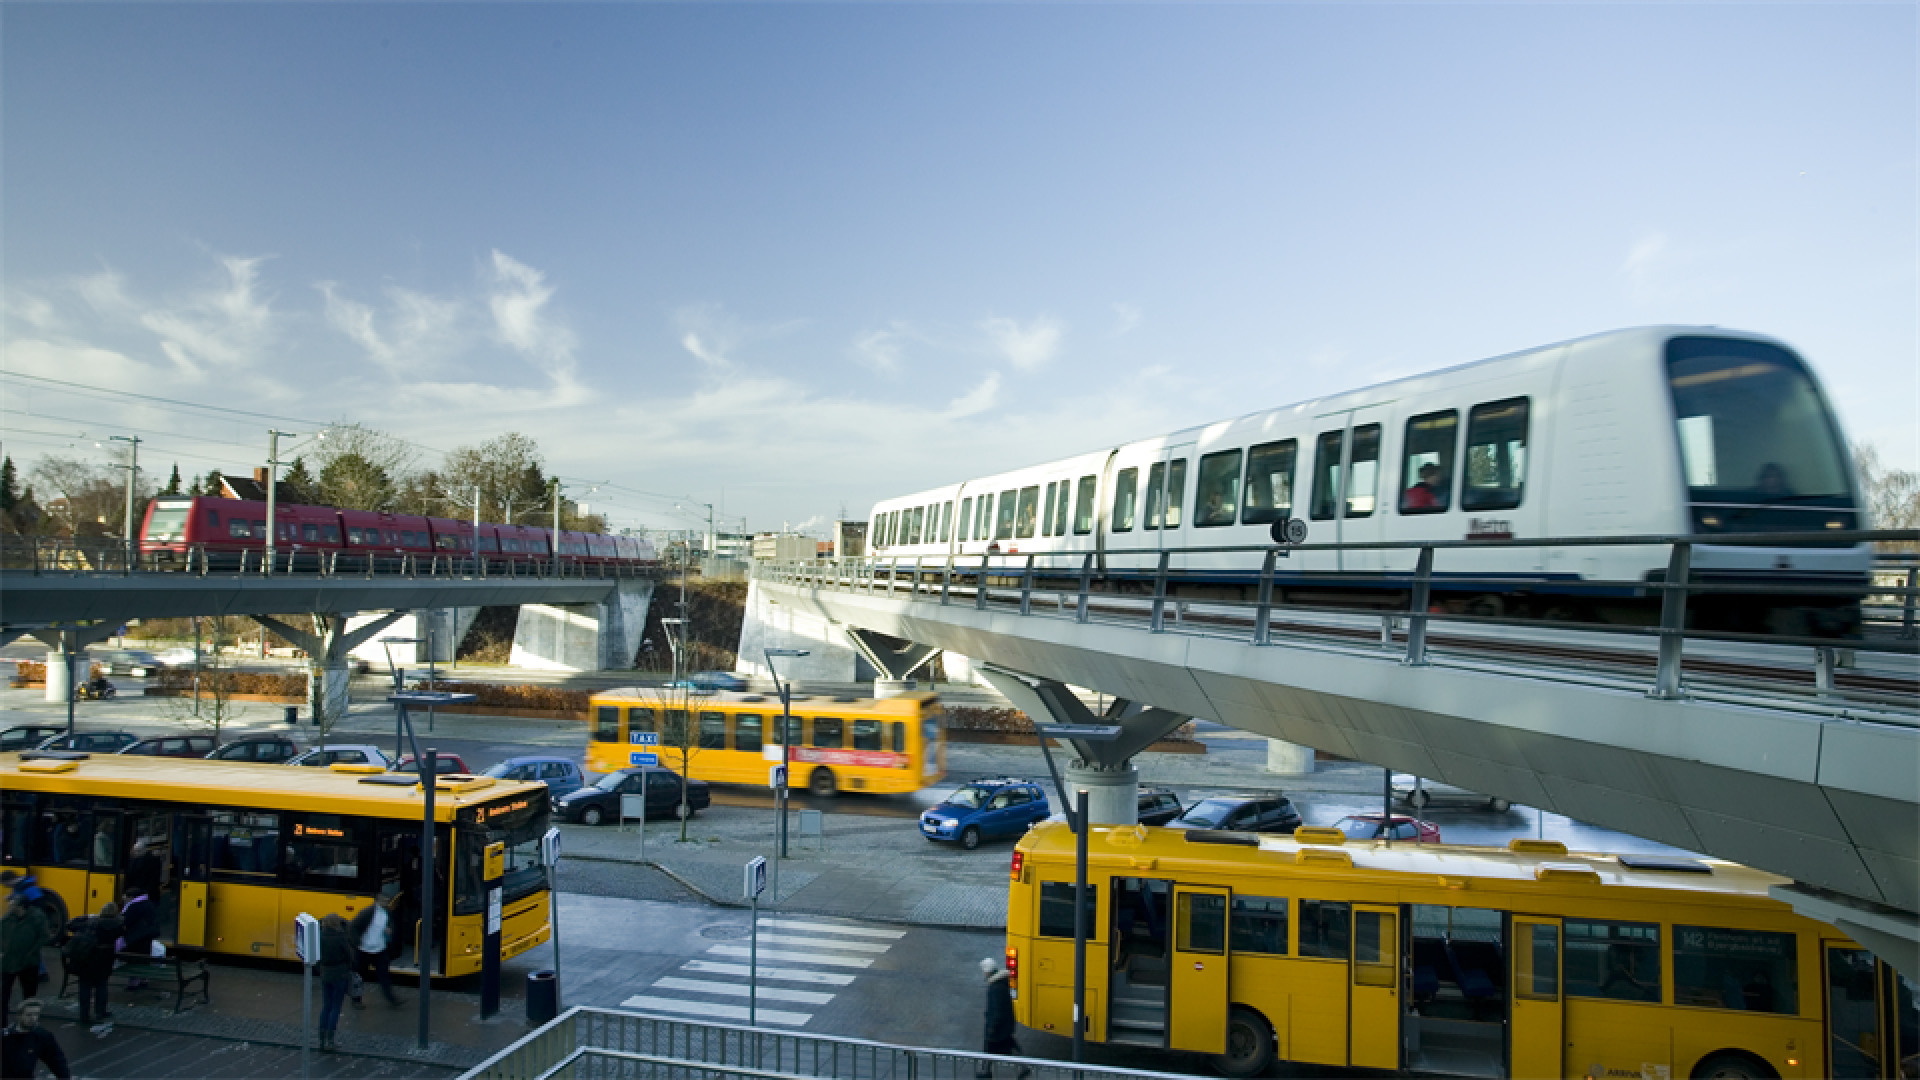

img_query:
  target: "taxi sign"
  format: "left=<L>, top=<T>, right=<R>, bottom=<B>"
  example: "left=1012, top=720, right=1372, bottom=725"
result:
left=630, top=732, right=660, bottom=746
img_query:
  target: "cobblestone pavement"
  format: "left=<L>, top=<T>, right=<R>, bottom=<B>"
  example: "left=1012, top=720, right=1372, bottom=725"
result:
left=54, top=1022, right=459, bottom=1079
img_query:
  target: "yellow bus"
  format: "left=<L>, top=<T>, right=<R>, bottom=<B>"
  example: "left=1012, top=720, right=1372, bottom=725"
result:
left=584, top=689, right=946, bottom=796
left=1, top=753, right=552, bottom=978
left=1006, top=821, right=1917, bottom=1079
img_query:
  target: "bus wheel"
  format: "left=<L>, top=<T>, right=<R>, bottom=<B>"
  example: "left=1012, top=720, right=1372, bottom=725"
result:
left=581, top=805, right=604, bottom=826
left=809, top=768, right=838, bottom=797
left=1410, top=788, right=1432, bottom=811
left=1218, top=1006, right=1274, bottom=1077
left=960, top=826, right=982, bottom=850
left=1694, top=1053, right=1778, bottom=1080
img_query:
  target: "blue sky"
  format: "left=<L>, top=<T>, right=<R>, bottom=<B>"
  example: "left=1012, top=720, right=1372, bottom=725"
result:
left=3, top=3, right=1914, bottom=535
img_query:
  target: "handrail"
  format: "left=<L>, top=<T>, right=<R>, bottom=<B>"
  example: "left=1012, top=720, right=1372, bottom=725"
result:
left=0, top=536, right=664, bottom=582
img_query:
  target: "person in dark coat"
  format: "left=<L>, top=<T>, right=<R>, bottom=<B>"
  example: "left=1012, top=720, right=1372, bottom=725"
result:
left=0, top=897, right=49, bottom=1029
left=316, top=914, right=353, bottom=1053
left=976, top=957, right=1031, bottom=1080
left=0, top=999, right=70, bottom=1080
left=68, top=903, right=121, bottom=1034
left=349, top=884, right=402, bottom=1007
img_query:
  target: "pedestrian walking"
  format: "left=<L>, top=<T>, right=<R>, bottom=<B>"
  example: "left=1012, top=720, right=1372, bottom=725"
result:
left=0, top=897, right=50, bottom=1029
left=62, top=903, right=120, bottom=1036
left=975, top=957, right=1031, bottom=1079
left=350, top=884, right=403, bottom=1008
left=316, top=914, right=353, bottom=1053
left=0, top=999, right=70, bottom=1080
left=117, top=888, right=159, bottom=993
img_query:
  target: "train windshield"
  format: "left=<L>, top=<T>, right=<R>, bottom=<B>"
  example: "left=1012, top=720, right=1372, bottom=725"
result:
left=144, top=503, right=191, bottom=541
left=1666, top=337, right=1856, bottom=532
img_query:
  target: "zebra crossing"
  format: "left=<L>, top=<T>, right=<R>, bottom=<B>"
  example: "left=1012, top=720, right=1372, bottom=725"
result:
left=619, top=916, right=908, bottom=1027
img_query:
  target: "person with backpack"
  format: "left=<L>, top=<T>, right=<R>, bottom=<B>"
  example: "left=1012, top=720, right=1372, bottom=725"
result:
left=316, top=914, right=353, bottom=1053
left=63, top=903, right=120, bottom=1036
left=0, top=896, right=49, bottom=1030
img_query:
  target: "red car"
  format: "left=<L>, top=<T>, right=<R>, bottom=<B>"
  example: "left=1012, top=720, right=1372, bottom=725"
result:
left=393, top=753, right=473, bottom=776
left=1332, top=814, right=1442, bottom=844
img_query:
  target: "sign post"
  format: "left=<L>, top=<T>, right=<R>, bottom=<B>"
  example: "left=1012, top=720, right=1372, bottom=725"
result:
left=630, top=734, right=659, bottom=862
left=744, top=856, right=767, bottom=1028
left=768, top=764, right=787, bottom=905
left=540, top=827, right=563, bottom=1009
left=480, top=839, right=505, bottom=1018
left=294, top=912, right=319, bottom=1079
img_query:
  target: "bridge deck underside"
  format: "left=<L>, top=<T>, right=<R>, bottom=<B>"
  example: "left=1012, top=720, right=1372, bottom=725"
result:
left=762, top=582, right=1919, bottom=913
left=1, top=574, right=621, bottom=623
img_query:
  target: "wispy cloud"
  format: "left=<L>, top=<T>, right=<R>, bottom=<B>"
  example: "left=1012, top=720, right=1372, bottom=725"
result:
left=1112, top=303, right=1141, bottom=336
left=945, top=371, right=1001, bottom=418
left=676, top=303, right=807, bottom=370
left=981, top=314, right=1064, bottom=371
left=1621, top=230, right=1669, bottom=290
left=320, top=282, right=464, bottom=375
left=138, top=255, right=280, bottom=378
left=487, top=251, right=583, bottom=401
left=853, top=321, right=915, bottom=372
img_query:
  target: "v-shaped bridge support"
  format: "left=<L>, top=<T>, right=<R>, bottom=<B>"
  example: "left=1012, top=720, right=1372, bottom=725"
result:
left=844, top=627, right=940, bottom=684
left=254, top=611, right=409, bottom=729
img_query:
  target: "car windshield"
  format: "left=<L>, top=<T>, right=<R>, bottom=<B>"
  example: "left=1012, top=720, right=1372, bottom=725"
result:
left=1179, top=799, right=1239, bottom=827
left=943, top=786, right=991, bottom=809
left=480, top=763, right=512, bottom=778
left=1336, top=817, right=1383, bottom=838
left=592, top=772, right=629, bottom=791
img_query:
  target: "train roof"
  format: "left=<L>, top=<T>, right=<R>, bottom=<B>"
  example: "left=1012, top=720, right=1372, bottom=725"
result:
left=1017, top=820, right=1792, bottom=905
left=0, top=753, right=546, bottom=823
left=589, top=688, right=940, bottom=712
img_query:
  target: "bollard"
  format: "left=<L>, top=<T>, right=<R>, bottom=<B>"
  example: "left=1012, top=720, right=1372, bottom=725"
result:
left=526, top=970, right=559, bottom=1025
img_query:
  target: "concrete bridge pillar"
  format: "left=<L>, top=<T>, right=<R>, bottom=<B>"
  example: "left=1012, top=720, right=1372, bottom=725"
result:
left=33, top=624, right=122, bottom=703
left=254, top=612, right=409, bottom=730
left=1065, top=761, right=1141, bottom=826
left=510, top=579, right=654, bottom=672
left=43, top=651, right=76, bottom=704
left=347, top=608, right=479, bottom=669
left=1266, top=739, right=1317, bottom=774
left=734, top=579, right=862, bottom=682
left=844, top=628, right=939, bottom=697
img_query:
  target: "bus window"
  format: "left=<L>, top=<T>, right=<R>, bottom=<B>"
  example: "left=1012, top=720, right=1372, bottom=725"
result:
left=890, top=722, right=904, bottom=754
left=1298, top=899, right=1350, bottom=959
left=1178, top=892, right=1226, bottom=954
left=286, top=814, right=361, bottom=889
left=1673, top=926, right=1798, bottom=1014
left=2, top=803, right=32, bottom=867
left=812, top=717, right=844, bottom=749
left=1039, top=881, right=1098, bottom=938
left=37, top=809, right=90, bottom=869
left=210, top=810, right=280, bottom=878
left=1516, top=922, right=1559, bottom=1000
left=594, top=707, right=620, bottom=743
left=627, top=708, right=655, bottom=738
left=1566, top=919, right=1661, bottom=1003
left=699, top=713, right=727, bottom=750
left=1073, top=476, right=1096, bottom=535
left=1111, top=469, right=1138, bottom=532
left=852, top=719, right=882, bottom=752
left=1229, top=896, right=1287, bottom=955
left=1354, top=908, right=1397, bottom=987
left=735, top=715, right=763, bottom=754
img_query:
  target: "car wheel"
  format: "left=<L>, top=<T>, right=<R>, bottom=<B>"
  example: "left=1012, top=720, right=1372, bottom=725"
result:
left=809, top=768, right=837, bottom=797
left=675, top=801, right=693, bottom=820
left=1410, top=788, right=1432, bottom=811
left=960, top=826, right=982, bottom=851
left=580, top=805, right=604, bottom=826
left=1489, top=798, right=1511, bottom=813
left=1217, top=1006, right=1276, bottom=1078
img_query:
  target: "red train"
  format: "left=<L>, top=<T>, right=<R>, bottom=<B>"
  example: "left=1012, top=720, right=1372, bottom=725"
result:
left=138, top=495, right=656, bottom=571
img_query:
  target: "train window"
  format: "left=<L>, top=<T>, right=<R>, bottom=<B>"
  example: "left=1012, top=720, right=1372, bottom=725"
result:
left=1242, top=440, right=1296, bottom=525
left=1145, top=460, right=1187, bottom=529
left=1042, top=483, right=1057, bottom=537
left=1052, top=481, right=1070, bottom=536
left=1462, top=398, right=1529, bottom=511
left=958, top=499, right=973, bottom=542
left=322, top=526, right=340, bottom=543
left=1073, top=476, right=1096, bottom=535
left=203, top=508, right=219, bottom=530
left=1112, top=468, right=1139, bottom=532
left=1310, top=431, right=1344, bottom=520
left=229, top=520, right=251, bottom=539
left=996, top=489, right=1018, bottom=540
left=941, top=501, right=953, bottom=543
left=1144, top=463, right=1165, bottom=530
left=908, top=507, right=923, bottom=546
left=1195, top=450, right=1242, bottom=527
left=1016, top=486, right=1040, bottom=538
left=1400, top=410, right=1458, bottom=514
left=1346, top=425, right=1380, bottom=517
left=346, top=528, right=362, bottom=544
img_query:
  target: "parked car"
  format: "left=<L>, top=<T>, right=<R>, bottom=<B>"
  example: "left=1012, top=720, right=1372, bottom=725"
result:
left=1331, top=814, right=1443, bottom=844
left=1137, top=788, right=1184, bottom=826
left=1392, top=773, right=1513, bottom=813
left=287, top=744, right=392, bottom=768
left=95, top=650, right=164, bottom=677
left=119, top=735, right=219, bottom=758
left=33, top=731, right=139, bottom=754
left=1167, top=793, right=1302, bottom=834
left=921, top=777, right=1051, bottom=850
left=557, top=766, right=710, bottom=825
left=0, top=726, right=67, bottom=753
left=208, top=734, right=302, bottom=763
left=688, top=671, right=748, bottom=692
left=393, top=753, right=472, bottom=776
left=153, top=647, right=200, bottom=667
left=482, top=756, right=586, bottom=798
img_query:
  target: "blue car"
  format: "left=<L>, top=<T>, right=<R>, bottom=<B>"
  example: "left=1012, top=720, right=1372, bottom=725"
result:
left=920, top=777, right=1051, bottom=850
left=482, top=756, right=586, bottom=799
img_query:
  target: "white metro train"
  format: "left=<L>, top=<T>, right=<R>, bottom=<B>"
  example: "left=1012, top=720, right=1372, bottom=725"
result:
left=867, top=326, right=1872, bottom=636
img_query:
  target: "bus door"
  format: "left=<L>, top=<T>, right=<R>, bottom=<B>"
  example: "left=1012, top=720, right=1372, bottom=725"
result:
left=1510, top=915, right=1563, bottom=1078
left=1168, top=885, right=1229, bottom=1053
left=1824, top=942, right=1919, bottom=1078
left=85, top=808, right=123, bottom=916
left=123, top=812, right=175, bottom=937
left=174, top=816, right=211, bottom=947
left=1349, top=903, right=1399, bottom=1069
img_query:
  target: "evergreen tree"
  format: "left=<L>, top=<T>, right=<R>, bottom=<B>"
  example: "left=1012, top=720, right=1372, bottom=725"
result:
left=203, top=469, right=226, bottom=498
left=0, top=456, right=17, bottom=514
left=281, top=457, right=318, bottom=504
left=162, top=463, right=182, bottom=496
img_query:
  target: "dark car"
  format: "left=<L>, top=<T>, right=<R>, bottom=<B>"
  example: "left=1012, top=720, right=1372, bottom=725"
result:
left=920, top=777, right=1051, bottom=850
left=207, top=734, right=302, bottom=763
left=34, top=731, right=139, bottom=754
left=0, top=726, right=67, bottom=753
left=96, top=650, right=165, bottom=677
left=556, top=766, right=710, bottom=825
left=393, top=754, right=473, bottom=776
left=1168, top=793, right=1302, bottom=834
left=119, top=735, right=218, bottom=758
left=1137, top=788, right=1184, bottom=826
left=482, top=756, right=586, bottom=799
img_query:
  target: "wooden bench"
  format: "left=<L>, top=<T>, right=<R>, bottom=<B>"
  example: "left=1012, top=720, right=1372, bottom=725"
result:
left=59, top=949, right=211, bottom=1015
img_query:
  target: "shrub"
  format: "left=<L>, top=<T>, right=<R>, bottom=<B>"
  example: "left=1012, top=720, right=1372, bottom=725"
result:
left=411, top=680, right=589, bottom=713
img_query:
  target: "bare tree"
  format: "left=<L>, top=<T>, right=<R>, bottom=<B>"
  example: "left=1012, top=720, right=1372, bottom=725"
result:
left=641, top=682, right=707, bottom=842
left=160, top=618, right=248, bottom=743
left=1857, top=442, right=1920, bottom=536
left=312, top=423, right=418, bottom=511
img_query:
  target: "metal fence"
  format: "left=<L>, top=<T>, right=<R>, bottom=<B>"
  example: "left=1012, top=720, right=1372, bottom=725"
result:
left=757, top=529, right=1920, bottom=720
left=461, top=1007, right=1195, bottom=1080
left=0, top=536, right=657, bottom=580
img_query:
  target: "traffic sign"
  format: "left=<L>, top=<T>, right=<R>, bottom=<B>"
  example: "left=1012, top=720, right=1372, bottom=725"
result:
left=744, top=855, right=767, bottom=899
left=769, top=764, right=787, bottom=790
left=631, top=752, right=659, bottom=766
left=630, top=732, right=660, bottom=746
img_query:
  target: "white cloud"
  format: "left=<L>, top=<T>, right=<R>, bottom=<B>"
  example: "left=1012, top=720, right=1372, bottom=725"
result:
left=137, top=255, right=280, bottom=378
left=486, top=250, right=585, bottom=403
left=1621, top=229, right=1669, bottom=290
left=981, top=314, right=1064, bottom=371
left=945, top=371, right=1001, bottom=418
left=681, top=331, right=729, bottom=368
left=321, top=283, right=464, bottom=375
left=1112, top=303, right=1142, bottom=336
left=854, top=324, right=908, bottom=372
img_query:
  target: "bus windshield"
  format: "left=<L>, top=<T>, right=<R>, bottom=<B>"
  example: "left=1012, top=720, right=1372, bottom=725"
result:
left=454, top=793, right=551, bottom=916
left=1667, top=337, right=1857, bottom=531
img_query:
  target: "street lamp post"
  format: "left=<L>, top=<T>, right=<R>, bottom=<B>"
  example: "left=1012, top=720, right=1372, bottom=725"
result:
left=763, top=648, right=809, bottom=905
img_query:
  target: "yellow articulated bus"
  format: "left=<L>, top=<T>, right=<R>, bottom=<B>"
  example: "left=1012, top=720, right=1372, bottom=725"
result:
left=1, top=754, right=553, bottom=978
left=584, top=689, right=946, bottom=796
left=1007, top=821, right=1917, bottom=1079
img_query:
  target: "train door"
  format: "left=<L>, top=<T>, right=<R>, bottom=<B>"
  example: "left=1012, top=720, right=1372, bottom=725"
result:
left=174, top=816, right=211, bottom=947
left=1509, top=915, right=1564, bottom=1077
left=1168, top=885, right=1229, bottom=1053
left=1349, top=903, right=1400, bottom=1069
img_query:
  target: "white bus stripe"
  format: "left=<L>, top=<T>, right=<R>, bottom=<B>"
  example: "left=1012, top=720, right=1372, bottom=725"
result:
left=682, top=961, right=855, bottom=986
left=753, top=933, right=891, bottom=954
left=756, top=918, right=906, bottom=940
left=619, top=996, right=810, bottom=1027
left=707, top=945, right=872, bottom=968
left=652, top=977, right=835, bottom=1006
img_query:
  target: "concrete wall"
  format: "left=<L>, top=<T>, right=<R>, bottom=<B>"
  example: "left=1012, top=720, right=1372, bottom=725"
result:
left=346, top=608, right=479, bottom=668
left=510, top=579, right=654, bottom=672
left=733, top=579, right=862, bottom=682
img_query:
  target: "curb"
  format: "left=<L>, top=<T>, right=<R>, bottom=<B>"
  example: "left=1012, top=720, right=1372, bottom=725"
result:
left=41, top=999, right=484, bottom=1071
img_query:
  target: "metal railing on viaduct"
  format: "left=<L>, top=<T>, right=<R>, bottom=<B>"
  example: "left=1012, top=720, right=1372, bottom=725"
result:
left=755, top=529, right=1920, bottom=964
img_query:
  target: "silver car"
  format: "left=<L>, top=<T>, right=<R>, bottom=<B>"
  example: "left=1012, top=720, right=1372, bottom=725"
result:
left=1392, top=773, right=1512, bottom=813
